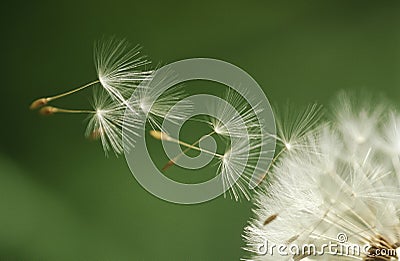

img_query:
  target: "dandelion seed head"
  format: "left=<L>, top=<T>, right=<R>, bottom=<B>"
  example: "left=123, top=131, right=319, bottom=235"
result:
left=243, top=94, right=400, bottom=260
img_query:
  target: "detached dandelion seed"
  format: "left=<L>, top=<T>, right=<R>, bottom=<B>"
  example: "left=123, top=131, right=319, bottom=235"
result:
left=37, top=88, right=139, bottom=156
left=130, top=71, right=192, bottom=131
left=207, top=89, right=264, bottom=139
left=30, top=37, right=152, bottom=110
left=94, top=37, right=153, bottom=105
left=255, top=103, right=324, bottom=184
left=152, top=90, right=268, bottom=201
left=218, top=137, right=266, bottom=201
left=85, top=88, right=139, bottom=156
left=274, top=103, right=323, bottom=153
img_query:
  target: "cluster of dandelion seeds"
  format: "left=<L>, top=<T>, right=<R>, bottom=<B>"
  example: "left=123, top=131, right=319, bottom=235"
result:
left=243, top=94, right=400, bottom=260
left=208, top=90, right=270, bottom=201
left=151, top=89, right=269, bottom=201
left=30, top=37, right=188, bottom=156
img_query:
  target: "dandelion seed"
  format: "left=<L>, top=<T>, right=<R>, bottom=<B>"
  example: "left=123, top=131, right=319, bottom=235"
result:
left=263, top=214, right=278, bottom=226
left=256, top=103, right=323, bottom=184
left=36, top=88, right=139, bottom=156
left=30, top=80, right=101, bottom=110
left=334, top=92, right=385, bottom=150
left=161, top=133, right=213, bottom=172
left=150, top=130, right=223, bottom=158
left=243, top=94, right=400, bottom=260
left=30, top=98, right=49, bottom=110
left=218, top=137, right=267, bottom=201
left=85, top=89, right=139, bottom=156
left=94, top=37, right=153, bottom=104
left=39, top=106, right=95, bottom=115
left=207, top=89, right=263, bottom=139
left=151, top=89, right=268, bottom=200
left=149, top=130, right=172, bottom=142
left=151, top=130, right=267, bottom=201
left=274, top=102, right=323, bottom=153
left=152, top=93, right=266, bottom=201
left=130, top=72, right=192, bottom=131
left=30, top=37, right=152, bottom=111
left=39, top=106, right=58, bottom=115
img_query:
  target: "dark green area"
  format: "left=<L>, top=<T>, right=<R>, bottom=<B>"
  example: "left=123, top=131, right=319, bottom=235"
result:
left=2, top=1, right=400, bottom=260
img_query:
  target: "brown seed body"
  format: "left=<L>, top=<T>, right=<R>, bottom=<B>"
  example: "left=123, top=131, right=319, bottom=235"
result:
left=30, top=98, right=48, bottom=110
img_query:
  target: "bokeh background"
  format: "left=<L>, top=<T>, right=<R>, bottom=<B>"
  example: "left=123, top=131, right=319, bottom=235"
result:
left=2, top=1, right=400, bottom=260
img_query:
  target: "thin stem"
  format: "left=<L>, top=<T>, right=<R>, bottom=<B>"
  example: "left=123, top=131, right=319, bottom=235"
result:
left=271, top=147, right=287, bottom=165
left=162, top=131, right=216, bottom=171
left=46, top=80, right=100, bottom=102
left=171, top=137, right=223, bottom=159
left=40, top=106, right=96, bottom=115
left=30, top=80, right=100, bottom=110
left=53, top=108, right=96, bottom=114
left=149, top=130, right=223, bottom=160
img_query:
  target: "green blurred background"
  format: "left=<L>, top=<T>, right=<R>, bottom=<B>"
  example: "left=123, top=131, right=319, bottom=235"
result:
left=2, top=1, right=400, bottom=260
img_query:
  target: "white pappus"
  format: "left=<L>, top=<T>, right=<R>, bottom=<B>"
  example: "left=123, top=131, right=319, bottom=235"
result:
left=243, top=94, right=400, bottom=261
